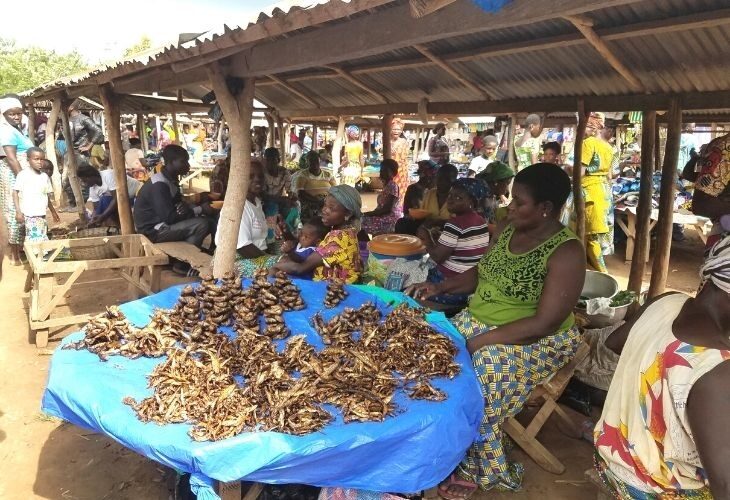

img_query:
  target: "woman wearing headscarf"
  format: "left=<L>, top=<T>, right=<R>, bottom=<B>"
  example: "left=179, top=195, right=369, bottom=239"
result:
left=360, top=159, right=402, bottom=236
left=341, top=125, right=364, bottom=186
left=407, top=164, right=585, bottom=495
left=390, top=117, right=411, bottom=207
left=581, top=112, right=615, bottom=272
left=476, top=161, right=515, bottom=228
left=0, top=96, right=34, bottom=264
left=419, top=178, right=490, bottom=307
left=594, top=234, right=730, bottom=499
left=273, top=184, right=363, bottom=283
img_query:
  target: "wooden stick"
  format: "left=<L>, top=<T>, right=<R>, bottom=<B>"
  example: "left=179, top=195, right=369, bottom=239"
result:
left=649, top=98, right=681, bottom=297
left=266, top=113, right=275, bottom=148
left=137, top=114, right=148, bottom=154
left=333, top=117, right=346, bottom=175
left=207, top=62, right=255, bottom=278
left=572, top=99, right=589, bottom=243
left=506, top=114, right=516, bottom=169
left=277, top=115, right=286, bottom=164
left=382, top=114, right=393, bottom=160
left=59, top=101, right=86, bottom=220
left=99, top=84, right=134, bottom=235
left=45, top=99, right=62, bottom=205
left=27, top=103, right=37, bottom=146
left=627, top=110, right=655, bottom=297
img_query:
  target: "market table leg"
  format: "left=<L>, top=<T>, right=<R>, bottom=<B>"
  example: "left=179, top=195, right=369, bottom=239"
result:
left=614, top=213, right=633, bottom=262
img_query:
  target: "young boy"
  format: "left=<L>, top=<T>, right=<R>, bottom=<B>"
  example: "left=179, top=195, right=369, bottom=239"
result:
left=12, top=147, right=60, bottom=244
left=280, top=219, right=328, bottom=279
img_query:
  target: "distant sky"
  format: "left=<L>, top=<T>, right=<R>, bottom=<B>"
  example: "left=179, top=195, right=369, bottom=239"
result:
left=5, top=0, right=282, bottom=64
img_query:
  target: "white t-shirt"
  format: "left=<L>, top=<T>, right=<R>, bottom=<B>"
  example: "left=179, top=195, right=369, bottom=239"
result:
left=125, top=148, right=144, bottom=171
left=215, top=198, right=268, bottom=251
left=469, top=155, right=493, bottom=175
left=13, top=170, right=52, bottom=217
left=88, top=169, right=141, bottom=203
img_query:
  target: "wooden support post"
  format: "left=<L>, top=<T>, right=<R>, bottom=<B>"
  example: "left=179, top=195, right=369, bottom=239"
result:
left=654, top=121, right=661, bottom=173
left=506, top=114, right=516, bottom=170
left=60, top=101, right=86, bottom=220
left=155, top=115, right=162, bottom=150
left=266, top=113, right=275, bottom=148
left=277, top=116, right=286, bottom=163
left=284, top=121, right=291, bottom=160
left=649, top=98, right=682, bottom=297
left=365, top=128, right=372, bottom=158
left=27, top=103, right=37, bottom=146
left=217, top=120, right=225, bottom=154
left=627, top=110, right=656, bottom=297
left=333, top=117, right=346, bottom=176
left=137, top=114, right=148, bottom=154
left=383, top=114, right=393, bottom=159
left=573, top=99, right=589, bottom=244
left=171, top=110, right=179, bottom=145
left=45, top=99, right=62, bottom=204
left=99, top=84, right=134, bottom=235
left=312, top=124, right=318, bottom=151
left=206, top=63, right=256, bottom=278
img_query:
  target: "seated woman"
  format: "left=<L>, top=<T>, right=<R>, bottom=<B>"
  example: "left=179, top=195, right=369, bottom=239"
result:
left=77, top=164, right=141, bottom=227
left=593, top=235, right=730, bottom=500
left=294, top=150, right=336, bottom=224
left=360, top=159, right=402, bottom=237
left=475, top=161, right=514, bottom=231
left=273, top=185, right=363, bottom=284
left=394, top=160, right=437, bottom=234
left=421, top=163, right=458, bottom=222
left=406, top=163, right=585, bottom=496
left=217, top=159, right=280, bottom=278
left=419, top=178, right=490, bottom=307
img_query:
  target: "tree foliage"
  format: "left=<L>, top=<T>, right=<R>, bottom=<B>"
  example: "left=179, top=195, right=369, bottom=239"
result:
left=123, top=35, right=153, bottom=58
left=0, top=38, right=89, bottom=95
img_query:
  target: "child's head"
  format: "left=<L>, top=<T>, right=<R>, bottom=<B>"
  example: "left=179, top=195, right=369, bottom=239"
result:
left=26, top=147, right=45, bottom=172
left=77, top=164, right=102, bottom=187
left=298, top=218, right=328, bottom=248
left=41, top=159, right=54, bottom=177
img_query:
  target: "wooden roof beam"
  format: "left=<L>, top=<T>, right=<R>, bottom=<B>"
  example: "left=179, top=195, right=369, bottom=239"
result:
left=268, top=75, right=318, bottom=108
left=409, top=0, right=458, bottom=18
left=565, top=14, right=646, bottom=92
left=324, top=65, right=390, bottom=103
left=414, top=44, right=494, bottom=100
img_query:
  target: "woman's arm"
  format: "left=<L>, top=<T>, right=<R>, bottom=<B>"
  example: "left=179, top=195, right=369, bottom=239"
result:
left=466, top=239, right=585, bottom=353
left=3, top=146, right=21, bottom=174
left=364, top=194, right=395, bottom=217
left=47, top=195, right=60, bottom=223
left=12, top=190, right=24, bottom=223
left=273, top=250, right=324, bottom=275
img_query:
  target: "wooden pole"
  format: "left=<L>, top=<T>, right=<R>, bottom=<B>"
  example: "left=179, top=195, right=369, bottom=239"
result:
left=627, top=110, right=656, bottom=298
left=654, top=120, right=661, bottom=174
left=312, top=124, right=318, bottom=152
left=333, top=117, right=346, bottom=176
left=506, top=114, right=516, bottom=169
left=217, top=120, right=225, bottom=153
left=99, top=84, right=134, bottom=235
left=171, top=111, right=179, bottom=145
left=277, top=116, right=286, bottom=164
left=383, top=114, right=393, bottom=159
left=206, top=63, right=255, bottom=278
left=137, top=114, right=148, bottom=154
left=27, top=103, right=37, bottom=146
left=60, top=101, right=86, bottom=220
left=45, top=99, right=62, bottom=205
left=573, top=99, right=589, bottom=243
left=649, top=98, right=681, bottom=297
left=266, top=113, right=275, bottom=148
left=155, top=116, right=162, bottom=150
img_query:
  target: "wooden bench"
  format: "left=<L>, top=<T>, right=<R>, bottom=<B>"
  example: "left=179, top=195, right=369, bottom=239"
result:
left=154, top=241, right=213, bottom=274
left=503, top=342, right=591, bottom=474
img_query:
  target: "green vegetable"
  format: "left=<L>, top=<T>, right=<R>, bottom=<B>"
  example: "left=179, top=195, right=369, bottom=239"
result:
left=610, top=290, right=637, bottom=307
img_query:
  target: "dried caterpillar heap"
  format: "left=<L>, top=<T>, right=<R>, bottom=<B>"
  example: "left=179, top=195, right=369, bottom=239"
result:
left=171, top=285, right=201, bottom=331
left=272, top=271, right=305, bottom=311
left=196, top=272, right=241, bottom=326
left=324, top=279, right=347, bottom=308
left=311, top=302, right=381, bottom=345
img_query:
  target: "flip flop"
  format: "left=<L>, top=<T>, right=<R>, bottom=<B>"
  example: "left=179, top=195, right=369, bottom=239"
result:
left=437, top=474, right=478, bottom=500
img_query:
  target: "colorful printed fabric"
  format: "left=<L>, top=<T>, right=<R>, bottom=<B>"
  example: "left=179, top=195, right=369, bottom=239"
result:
left=234, top=254, right=281, bottom=279
left=420, top=188, right=453, bottom=221
left=341, top=141, right=364, bottom=186
left=24, top=215, right=48, bottom=244
left=0, top=158, right=23, bottom=244
left=437, top=210, right=489, bottom=277
left=514, top=135, right=541, bottom=171
left=594, top=293, right=730, bottom=497
left=313, top=226, right=362, bottom=284
left=694, top=132, right=730, bottom=199
left=451, top=309, right=581, bottom=491
left=361, top=180, right=401, bottom=236
left=581, top=136, right=615, bottom=271
left=391, top=137, right=410, bottom=206
left=264, top=167, right=292, bottom=198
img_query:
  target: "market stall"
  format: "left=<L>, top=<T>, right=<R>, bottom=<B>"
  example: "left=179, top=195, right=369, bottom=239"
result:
left=42, top=279, right=483, bottom=500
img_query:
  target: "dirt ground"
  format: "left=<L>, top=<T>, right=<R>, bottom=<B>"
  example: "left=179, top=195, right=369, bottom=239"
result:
left=0, top=205, right=704, bottom=500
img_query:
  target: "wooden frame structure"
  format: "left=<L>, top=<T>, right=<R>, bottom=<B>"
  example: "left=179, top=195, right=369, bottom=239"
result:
left=24, top=235, right=168, bottom=348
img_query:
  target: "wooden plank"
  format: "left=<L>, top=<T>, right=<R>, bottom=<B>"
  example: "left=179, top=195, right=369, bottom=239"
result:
left=36, top=265, right=84, bottom=321
left=31, top=313, right=94, bottom=330
left=155, top=241, right=212, bottom=271
left=409, top=0, right=458, bottom=18
left=565, top=14, right=645, bottom=92
left=229, top=0, right=642, bottom=78
left=649, top=98, right=681, bottom=297
left=572, top=100, right=589, bottom=243
left=627, top=110, right=655, bottom=296
left=243, top=482, right=264, bottom=500
left=503, top=417, right=565, bottom=474
left=119, top=269, right=152, bottom=296
left=60, top=101, right=87, bottom=217
left=35, top=255, right=167, bottom=274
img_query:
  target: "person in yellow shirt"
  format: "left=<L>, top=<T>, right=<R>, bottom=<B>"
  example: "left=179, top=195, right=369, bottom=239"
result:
left=420, top=163, right=458, bottom=221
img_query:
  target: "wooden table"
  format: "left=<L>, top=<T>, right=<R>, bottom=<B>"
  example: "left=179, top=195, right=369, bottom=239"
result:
left=614, top=206, right=710, bottom=262
left=24, top=234, right=168, bottom=348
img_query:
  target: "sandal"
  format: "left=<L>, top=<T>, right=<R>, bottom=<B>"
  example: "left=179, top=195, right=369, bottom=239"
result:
left=437, top=474, right=478, bottom=500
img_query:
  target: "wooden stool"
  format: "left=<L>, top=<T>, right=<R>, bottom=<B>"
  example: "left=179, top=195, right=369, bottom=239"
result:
left=503, top=342, right=591, bottom=474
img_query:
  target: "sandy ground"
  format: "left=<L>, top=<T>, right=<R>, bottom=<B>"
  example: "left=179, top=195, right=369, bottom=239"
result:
left=0, top=201, right=704, bottom=500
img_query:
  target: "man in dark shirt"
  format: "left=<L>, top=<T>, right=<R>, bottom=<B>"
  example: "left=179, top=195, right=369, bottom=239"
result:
left=133, top=145, right=214, bottom=249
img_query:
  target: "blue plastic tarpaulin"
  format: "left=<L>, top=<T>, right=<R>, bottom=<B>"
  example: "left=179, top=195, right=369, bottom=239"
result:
left=42, top=281, right=483, bottom=499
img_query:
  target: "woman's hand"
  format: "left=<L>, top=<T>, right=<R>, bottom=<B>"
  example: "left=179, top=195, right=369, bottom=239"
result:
left=404, top=281, right=440, bottom=300
left=466, top=336, right=487, bottom=355
left=280, top=239, right=295, bottom=253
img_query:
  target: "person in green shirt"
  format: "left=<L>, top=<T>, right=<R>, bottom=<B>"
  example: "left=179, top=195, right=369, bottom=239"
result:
left=407, top=163, right=586, bottom=496
left=514, top=114, right=542, bottom=171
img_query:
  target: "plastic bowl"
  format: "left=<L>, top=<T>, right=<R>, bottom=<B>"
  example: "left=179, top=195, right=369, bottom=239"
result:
left=581, top=270, right=619, bottom=300
left=409, top=208, right=430, bottom=220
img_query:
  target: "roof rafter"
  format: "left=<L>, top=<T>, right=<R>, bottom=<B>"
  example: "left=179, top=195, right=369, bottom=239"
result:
left=323, top=65, right=390, bottom=103
left=268, top=75, right=318, bottom=108
left=413, top=44, right=494, bottom=100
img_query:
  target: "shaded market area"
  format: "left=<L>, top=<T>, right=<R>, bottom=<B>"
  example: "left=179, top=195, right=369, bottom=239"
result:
left=2, top=0, right=730, bottom=499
